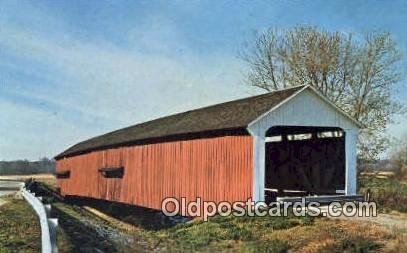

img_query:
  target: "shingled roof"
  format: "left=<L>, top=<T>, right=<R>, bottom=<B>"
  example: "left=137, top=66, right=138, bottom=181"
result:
left=55, top=85, right=305, bottom=159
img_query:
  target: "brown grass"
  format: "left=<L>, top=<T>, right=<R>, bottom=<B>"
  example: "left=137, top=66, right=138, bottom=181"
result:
left=0, top=174, right=56, bottom=187
left=0, top=198, right=41, bottom=252
left=382, top=232, right=407, bottom=253
left=264, top=218, right=391, bottom=252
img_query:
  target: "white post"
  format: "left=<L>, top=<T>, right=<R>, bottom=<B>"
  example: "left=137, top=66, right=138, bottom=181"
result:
left=44, top=204, right=52, bottom=218
left=345, top=129, right=357, bottom=195
left=48, top=219, right=58, bottom=253
left=252, top=132, right=266, bottom=202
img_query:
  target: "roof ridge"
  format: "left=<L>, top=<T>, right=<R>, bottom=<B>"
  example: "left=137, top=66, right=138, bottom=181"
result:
left=56, top=85, right=306, bottom=159
left=80, top=85, right=307, bottom=140
left=112, top=85, right=307, bottom=129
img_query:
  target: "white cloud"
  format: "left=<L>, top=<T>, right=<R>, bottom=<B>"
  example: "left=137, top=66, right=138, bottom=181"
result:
left=0, top=99, right=93, bottom=160
left=0, top=20, right=249, bottom=160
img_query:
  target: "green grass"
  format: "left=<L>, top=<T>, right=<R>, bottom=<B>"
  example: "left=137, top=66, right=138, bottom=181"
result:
left=239, top=239, right=290, bottom=253
left=1, top=175, right=401, bottom=253
left=49, top=199, right=313, bottom=252
left=358, top=174, right=407, bottom=213
left=157, top=214, right=308, bottom=252
left=0, top=199, right=41, bottom=253
left=153, top=213, right=388, bottom=252
left=32, top=179, right=400, bottom=252
left=333, top=237, right=380, bottom=253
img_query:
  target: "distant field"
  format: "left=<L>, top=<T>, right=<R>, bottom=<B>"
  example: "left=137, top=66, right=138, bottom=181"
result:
left=360, top=171, right=395, bottom=179
left=0, top=173, right=55, bottom=180
left=0, top=174, right=56, bottom=188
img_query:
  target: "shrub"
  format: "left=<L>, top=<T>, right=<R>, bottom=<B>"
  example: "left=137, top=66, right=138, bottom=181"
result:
left=241, top=239, right=289, bottom=253
left=359, top=175, right=407, bottom=212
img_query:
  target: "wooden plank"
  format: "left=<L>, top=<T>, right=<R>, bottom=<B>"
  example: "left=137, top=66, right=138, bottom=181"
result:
left=56, top=135, right=253, bottom=212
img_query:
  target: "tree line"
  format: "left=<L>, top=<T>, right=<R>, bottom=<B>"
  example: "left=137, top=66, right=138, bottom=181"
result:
left=0, top=157, right=55, bottom=175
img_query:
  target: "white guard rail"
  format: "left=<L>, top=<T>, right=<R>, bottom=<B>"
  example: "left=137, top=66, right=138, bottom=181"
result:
left=21, top=183, right=58, bottom=253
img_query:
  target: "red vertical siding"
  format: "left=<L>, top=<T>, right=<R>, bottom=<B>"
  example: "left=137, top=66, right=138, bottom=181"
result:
left=56, top=135, right=253, bottom=211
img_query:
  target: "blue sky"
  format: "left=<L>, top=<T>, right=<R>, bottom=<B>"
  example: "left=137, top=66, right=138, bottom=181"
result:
left=0, top=0, right=406, bottom=160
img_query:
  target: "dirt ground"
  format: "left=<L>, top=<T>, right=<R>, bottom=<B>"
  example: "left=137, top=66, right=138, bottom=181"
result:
left=350, top=211, right=407, bottom=231
left=332, top=211, right=407, bottom=252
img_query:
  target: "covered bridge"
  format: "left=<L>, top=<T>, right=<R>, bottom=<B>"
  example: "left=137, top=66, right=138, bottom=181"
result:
left=55, top=85, right=361, bottom=210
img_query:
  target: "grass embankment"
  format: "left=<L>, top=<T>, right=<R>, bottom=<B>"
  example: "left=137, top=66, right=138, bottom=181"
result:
left=42, top=197, right=391, bottom=252
left=47, top=199, right=390, bottom=252
left=153, top=214, right=389, bottom=252
left=31, top=175, right=406, bottom=253
left=0, top=199, right=41, bottom=252
left=359, top=173, right=407, bottom=213
left=2, top=173, right=404, bottom=252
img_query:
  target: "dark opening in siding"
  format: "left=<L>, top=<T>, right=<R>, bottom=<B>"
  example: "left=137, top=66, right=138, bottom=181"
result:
left=99, top=167, right=124, bottom=178
left=56, top=170, right=70, bottom=179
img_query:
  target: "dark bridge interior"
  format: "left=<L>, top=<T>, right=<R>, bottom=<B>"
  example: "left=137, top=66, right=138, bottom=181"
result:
left=265, top=126, right=345, bottom=203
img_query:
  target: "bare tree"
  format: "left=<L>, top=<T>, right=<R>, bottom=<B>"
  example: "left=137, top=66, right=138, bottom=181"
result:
left=390, top=135, right=407, bottom=178
left=241, top=26, right=404, bottom=159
